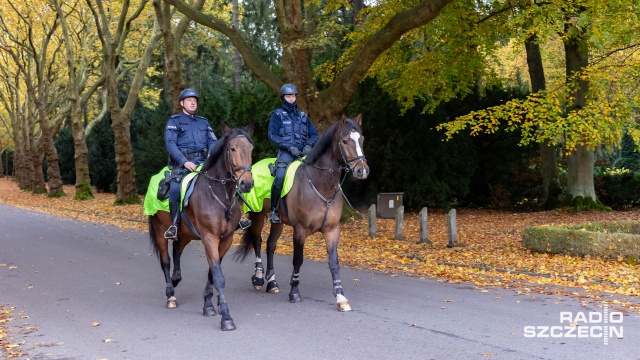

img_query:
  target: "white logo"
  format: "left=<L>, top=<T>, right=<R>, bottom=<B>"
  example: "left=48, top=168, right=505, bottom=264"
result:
left=523, top=305, right=623, bottom=345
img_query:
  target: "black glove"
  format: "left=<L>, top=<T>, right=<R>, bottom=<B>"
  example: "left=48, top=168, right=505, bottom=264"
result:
left=302, top=145, right=312, bottom=156
left=288, top=146, right=302, bottom=157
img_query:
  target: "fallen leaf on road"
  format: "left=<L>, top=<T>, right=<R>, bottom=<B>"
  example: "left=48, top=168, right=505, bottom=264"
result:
left=92, top=322, right=100, bottom=327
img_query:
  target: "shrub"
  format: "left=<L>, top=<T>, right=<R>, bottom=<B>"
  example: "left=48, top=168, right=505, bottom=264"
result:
left=522, top=220, right=640, bottom=263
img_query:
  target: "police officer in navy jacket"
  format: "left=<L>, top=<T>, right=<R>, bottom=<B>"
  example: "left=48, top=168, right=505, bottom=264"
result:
left=267, top=84, right=318, bottom=223
left=164, top=88, right=217, bottom=239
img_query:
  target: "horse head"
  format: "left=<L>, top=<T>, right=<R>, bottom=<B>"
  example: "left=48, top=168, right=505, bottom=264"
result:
left=221, top=122, right=255, bottom=193
left=337, top=114, right=369, bottom=180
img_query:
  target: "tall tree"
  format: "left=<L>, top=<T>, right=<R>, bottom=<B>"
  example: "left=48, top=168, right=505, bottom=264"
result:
left=86, top=0, right=161, bottom=204
left=168, top=0, right=454, bottom=130
left=153, top=0, right=205, bottom=113
left=53, top=0, right=96, bottom=200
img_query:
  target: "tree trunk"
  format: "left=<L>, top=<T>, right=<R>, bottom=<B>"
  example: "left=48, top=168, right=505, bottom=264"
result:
left=54, top=0, right=94, bottom=200
left=566, top=144, right=596, bottom=199
left=14, top=118, right=31, bottom=190
left=352, top=0, right=365, bottom=25
left=524, top=35, right=560, bottom=208
left=26, top=114, right=46, bottom=194
left=35, top=100, right=64, bottom=197
left=232, top=0, right=242, bottom=91
left=275, top=1, right=316, bottom=115
left=105, top=68, right=139, bottom=203
left=155, top=0, right=184, bottom=113
left=154, top=0, right=204, bottom=113
left=563, top=7, right=597, bottom=205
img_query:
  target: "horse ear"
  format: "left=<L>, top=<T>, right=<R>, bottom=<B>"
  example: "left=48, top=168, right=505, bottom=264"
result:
left=354, top=113, right=363, bottom=126
left=221, top=121, right=232, bottom=136
left=245, top=121, right=254, bottom=135
left=340, top=114, right=347, bottom=126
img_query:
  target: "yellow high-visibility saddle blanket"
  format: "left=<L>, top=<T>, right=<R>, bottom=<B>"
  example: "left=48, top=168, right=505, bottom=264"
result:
left=242, top=158, right=302, bottom=213
left=143, top=165, right=201, bottom=216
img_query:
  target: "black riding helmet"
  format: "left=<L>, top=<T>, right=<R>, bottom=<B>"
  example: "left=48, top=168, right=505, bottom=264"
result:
left=279, top=84, right=298, bottom=101
left=179, top=88, right=199, bottom=101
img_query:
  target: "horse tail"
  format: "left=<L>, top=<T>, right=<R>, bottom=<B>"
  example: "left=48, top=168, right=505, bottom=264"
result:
left=233, top=228, right=255, bottom=262
left=148, top=216, right=160, bottom=259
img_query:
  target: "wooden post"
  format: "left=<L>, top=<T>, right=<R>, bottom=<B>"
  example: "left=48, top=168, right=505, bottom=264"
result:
left=447, top=209, right=459, bottom=247
left=418, top=207, right=431, bottom=244
left=394, top=206, right=404, bottom=240
left=368, top=204, right=376, bottom=238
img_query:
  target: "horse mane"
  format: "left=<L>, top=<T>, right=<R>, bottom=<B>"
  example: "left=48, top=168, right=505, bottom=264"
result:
left=201, top=127, right=254, bottom=171
left=305, top=117, right=362, bottom=164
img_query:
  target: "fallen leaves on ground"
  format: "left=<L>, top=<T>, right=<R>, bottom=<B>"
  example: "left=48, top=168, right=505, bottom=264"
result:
left=0, top=177, right=639, bottom=313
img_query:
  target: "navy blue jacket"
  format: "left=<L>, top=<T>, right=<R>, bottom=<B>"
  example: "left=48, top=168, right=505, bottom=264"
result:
left=165, top=112, right=217, bottom=167
left=267, top=103, right=318, bottom=151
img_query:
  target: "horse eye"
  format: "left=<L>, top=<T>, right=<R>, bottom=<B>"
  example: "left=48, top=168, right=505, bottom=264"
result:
left=342, top=139, right=348, bottom=144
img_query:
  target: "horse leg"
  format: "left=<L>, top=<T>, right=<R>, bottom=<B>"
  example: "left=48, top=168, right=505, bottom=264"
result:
left=265, top=223, right=284, bottom=293
left=155, top=233, right=177, bottom=308
left=288, top=229, right=306, bottom=303
left=250, top=217, right=265, bottom=289
left=171, top=238, right=189, bottom=287
left=202, top=234, right=235, bottom=331
left=202, top=269, right=217, bottom=317
left=323, top=225, right=351, bottom=312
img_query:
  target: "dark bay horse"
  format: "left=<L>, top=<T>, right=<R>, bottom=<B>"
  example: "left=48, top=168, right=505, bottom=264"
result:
left=235, top=114, right=368, bottom=311
left=149, top=123, right=254, bottom=331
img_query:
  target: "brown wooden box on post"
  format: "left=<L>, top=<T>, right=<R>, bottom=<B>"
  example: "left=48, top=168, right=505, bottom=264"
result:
left=376, top=192, right=404, bottom=218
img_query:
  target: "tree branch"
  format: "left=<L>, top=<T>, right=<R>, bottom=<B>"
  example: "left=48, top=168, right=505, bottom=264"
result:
left=166, top=0, right=282, bottom=93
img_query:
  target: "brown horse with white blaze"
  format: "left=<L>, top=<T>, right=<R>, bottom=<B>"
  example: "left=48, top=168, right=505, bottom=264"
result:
left=234, top=114, right=368, bottom=311
left=149, top=122, right=254, bottom=331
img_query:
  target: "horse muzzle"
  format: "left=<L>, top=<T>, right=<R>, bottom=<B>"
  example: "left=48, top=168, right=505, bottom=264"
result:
left=238, top=179, right=254, bottom=193
left=352, top=162, right=369, bottom=180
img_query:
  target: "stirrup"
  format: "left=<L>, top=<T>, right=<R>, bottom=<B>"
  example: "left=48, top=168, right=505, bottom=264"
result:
left=164, top=225, right=178, bottom=239
left=239, top=219, right=251, bottom=230
left=269, top=211, right=281, bottom=224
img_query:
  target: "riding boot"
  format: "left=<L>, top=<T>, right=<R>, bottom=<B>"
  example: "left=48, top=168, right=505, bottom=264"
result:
left=164, top=201, right=180, bottom=239
left=269, top=185, right=282, bottom=224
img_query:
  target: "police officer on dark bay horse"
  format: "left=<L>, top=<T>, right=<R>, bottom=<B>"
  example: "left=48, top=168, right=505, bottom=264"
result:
left=164, top=88, right=217, bottom=239
left=267, top=84, right=319, bottom=224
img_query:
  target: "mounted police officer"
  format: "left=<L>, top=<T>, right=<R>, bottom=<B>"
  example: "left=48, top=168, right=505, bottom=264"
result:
left=267, top=84, right=319, bottom=223
left=163, top=88, right=217, bottom=239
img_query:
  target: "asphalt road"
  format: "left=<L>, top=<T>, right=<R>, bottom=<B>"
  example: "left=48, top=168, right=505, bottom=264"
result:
left=1, top=204, right=638, bottom=360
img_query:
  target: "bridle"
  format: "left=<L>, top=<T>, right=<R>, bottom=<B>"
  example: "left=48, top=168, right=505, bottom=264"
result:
left=199, top=134, right=254, bottom=221
left=338, top=129, right=367, bottom=174
left=226, top=135, right=253, bottom=183
left=303, top=126, right=367, bottom=229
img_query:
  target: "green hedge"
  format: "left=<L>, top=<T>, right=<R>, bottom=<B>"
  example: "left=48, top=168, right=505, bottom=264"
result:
left=522, top=221, right=640, bottom=263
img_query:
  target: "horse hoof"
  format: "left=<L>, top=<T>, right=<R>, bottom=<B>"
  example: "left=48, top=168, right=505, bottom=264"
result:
left=203, top=306, right=217, bottom=317
left=266, top=280, right=280, bottom=293
left=221, top=319, right=236, bottom=331
left=252, top=275, right=264, bottom=290
left=289, top=293, right=302, bottom=303
left=166, top=296, right=177, bottom=309
left=337, top=300, right=352, bottom=312
left=171, top=278, right=181, bottom=287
